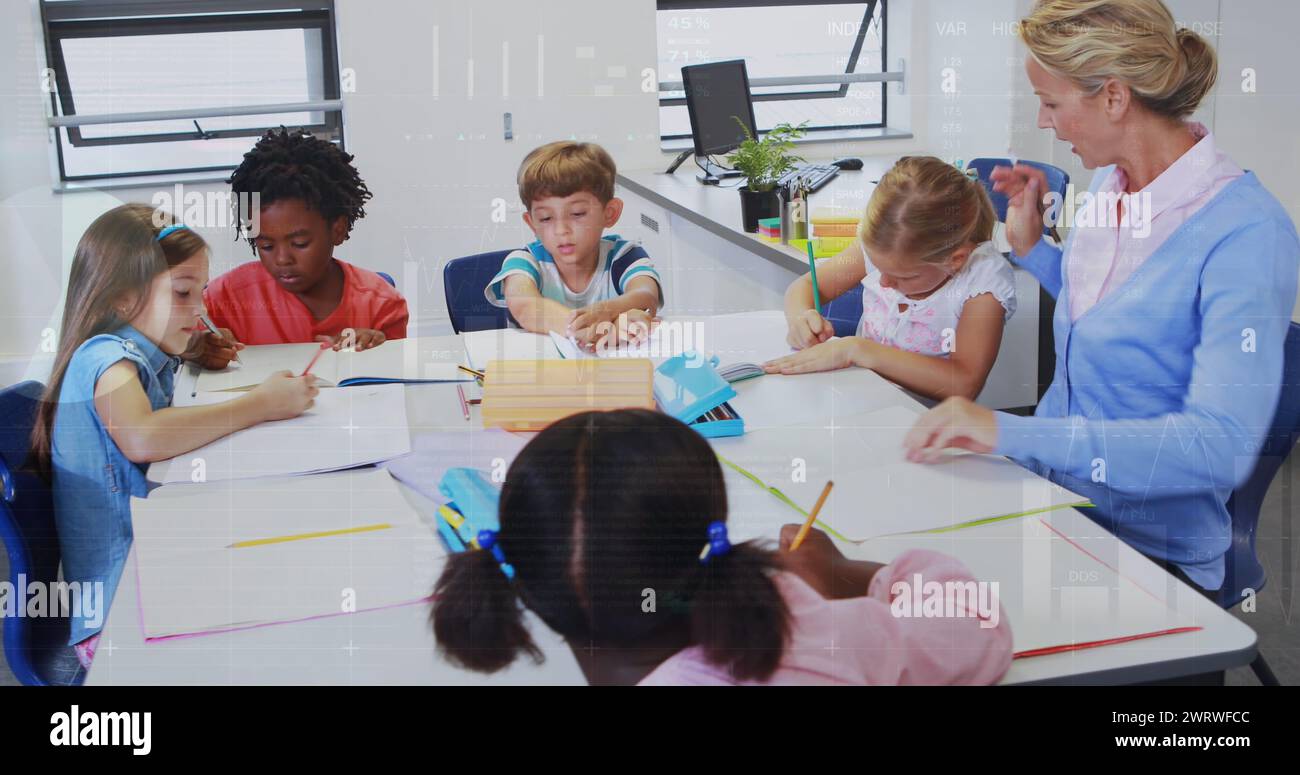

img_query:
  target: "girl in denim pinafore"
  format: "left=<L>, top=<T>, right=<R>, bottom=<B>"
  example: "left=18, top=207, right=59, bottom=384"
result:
left=29, top=204, right=319, bottom=671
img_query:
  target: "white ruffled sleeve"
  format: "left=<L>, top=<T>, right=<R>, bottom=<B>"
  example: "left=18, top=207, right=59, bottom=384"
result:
left=957, top=241, right=1017, bottom=321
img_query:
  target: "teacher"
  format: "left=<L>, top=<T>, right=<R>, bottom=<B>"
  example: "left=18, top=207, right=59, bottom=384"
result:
left=903, top=0, right=1299, bottom=592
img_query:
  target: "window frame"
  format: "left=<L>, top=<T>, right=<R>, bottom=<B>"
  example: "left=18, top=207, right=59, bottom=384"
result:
left=39, top=0, right=344, bottom=183
left=656, top=0, right=887, bottom=141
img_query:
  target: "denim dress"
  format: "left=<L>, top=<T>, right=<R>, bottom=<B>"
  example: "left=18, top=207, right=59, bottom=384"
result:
left=51, top=324, right=177, bottom=645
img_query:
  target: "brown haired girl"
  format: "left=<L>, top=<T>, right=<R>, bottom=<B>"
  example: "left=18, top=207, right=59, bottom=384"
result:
left=767, top=156, right=1014, bottom=401
left=30, top=204, right=319, bottom=670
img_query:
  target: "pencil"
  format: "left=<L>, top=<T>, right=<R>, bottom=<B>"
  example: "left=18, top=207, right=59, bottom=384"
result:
left=457, top=364, right=485, bottom=379
left=789, top=480, right=834, bottom=551
left=228, top=522, right=393, bottom=549
left=806, top=239, right=822, bottom=315
left=300, top=341, right=330, bottom=377
left=456, top=383, right=471, bottom=421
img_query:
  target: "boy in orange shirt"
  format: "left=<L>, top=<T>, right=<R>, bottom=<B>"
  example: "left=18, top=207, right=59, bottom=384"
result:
left=197, top=128, right=407, bottom=366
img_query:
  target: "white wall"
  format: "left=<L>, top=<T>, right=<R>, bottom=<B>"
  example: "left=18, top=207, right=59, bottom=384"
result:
left=0, top=0, right=1027, bottom=386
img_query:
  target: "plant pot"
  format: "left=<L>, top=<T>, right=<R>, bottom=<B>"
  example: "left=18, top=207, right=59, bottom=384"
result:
left=738, top=187, right=781, bottom=233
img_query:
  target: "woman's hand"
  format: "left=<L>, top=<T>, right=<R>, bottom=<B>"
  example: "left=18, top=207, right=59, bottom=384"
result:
left=764, top=337, right=862, bottom=375
left=991, top=163, right=1050, bottom=257
left=248, top=371, right=319, bottom=421
left=785, top=309, right=835, bottom=350
left=903, top=396, right=998, bottom=463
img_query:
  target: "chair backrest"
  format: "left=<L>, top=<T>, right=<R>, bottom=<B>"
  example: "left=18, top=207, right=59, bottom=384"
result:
left=0, top=380, right=68, bottom=685
left=442, top=250, right=514, bottom=334
left=966, top=158, right=1070, bottom=235
left=1219, top=322, right=1300, bottom=609
left=823, top=288, right=864, bottom=338
left=376, top=271, right=396, bottom=288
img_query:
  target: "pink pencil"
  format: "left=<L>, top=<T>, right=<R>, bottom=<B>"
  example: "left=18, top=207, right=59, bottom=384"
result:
left=300, top=341, right=331, bottom=377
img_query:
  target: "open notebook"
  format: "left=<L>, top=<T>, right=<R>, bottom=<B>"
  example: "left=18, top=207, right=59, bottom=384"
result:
left=131, top=468, right=442, bottom=640
left=194, top=337, right=473, bottom=392
left=153, top=383, right=411, bottom=484
left=711, top=404, right=1091, bottom=544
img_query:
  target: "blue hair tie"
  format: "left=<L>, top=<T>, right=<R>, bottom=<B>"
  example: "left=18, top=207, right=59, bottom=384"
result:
left=157, top=223, right=189, bottom=241
left=698, top=521, right=732, bottom=563
left=476, top=529, right=516, bottom=580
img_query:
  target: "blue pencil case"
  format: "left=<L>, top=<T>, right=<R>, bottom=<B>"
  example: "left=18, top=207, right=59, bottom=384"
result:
left=653, top=352, right=745, bottom=438
left=435, top=467, right=501, bottom=552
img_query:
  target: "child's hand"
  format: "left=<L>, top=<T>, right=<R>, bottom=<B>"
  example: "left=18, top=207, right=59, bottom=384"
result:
left=249, top=370, right=319, bottom=421
left=764, top=338, right=860, bottom=375
left=786, top=309, right=834, bottom=350
left=319, top=329, right=386, bottom=352
left=183, top=328, right=244, bottom=370
left=592, top=309, right=657, bottom=353
left=566, top=301, right=621, bottom=347
left=776, top=524, right=845, bottom=599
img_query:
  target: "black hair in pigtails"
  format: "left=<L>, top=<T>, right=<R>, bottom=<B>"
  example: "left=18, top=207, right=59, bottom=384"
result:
left=430, top=548, right=541, bottom=673
left=690, top=542, right=790, bottom=682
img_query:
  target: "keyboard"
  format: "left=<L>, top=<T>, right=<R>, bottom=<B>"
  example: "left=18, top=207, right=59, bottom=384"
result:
left=777, top=164, right=839, bottom=194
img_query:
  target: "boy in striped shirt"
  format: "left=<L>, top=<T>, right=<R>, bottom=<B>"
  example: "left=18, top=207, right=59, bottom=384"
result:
left=485, top=141, right=663, bottom=349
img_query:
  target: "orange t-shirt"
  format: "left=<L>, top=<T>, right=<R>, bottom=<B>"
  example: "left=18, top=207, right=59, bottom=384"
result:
left=204, top=259, right=409, bottom=345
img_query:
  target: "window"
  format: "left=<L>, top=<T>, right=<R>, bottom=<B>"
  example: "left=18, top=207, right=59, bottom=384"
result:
left=40, top=0, right=343, bottom=183
left=657, top=0, right=888, bottom=142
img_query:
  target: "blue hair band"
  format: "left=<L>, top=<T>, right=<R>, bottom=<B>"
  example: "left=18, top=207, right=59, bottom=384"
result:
left=476, top=529, right=516, bottom=580
left=157, top=223, right=189, bottom=241
left=698, top=521, right=732, bottom=563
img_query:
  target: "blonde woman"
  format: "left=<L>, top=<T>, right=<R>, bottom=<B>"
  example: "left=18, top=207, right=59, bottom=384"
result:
left=904, top=0, right=1299, bottom=593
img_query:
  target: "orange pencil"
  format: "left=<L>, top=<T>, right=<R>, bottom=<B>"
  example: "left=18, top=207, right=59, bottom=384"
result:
left=300, top=341, right=331, bottom=377
left=789, top=480, right=834, bottom=551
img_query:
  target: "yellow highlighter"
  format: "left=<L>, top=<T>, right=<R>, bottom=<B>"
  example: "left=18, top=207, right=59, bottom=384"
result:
left=228, top=523, right=394, bottom=549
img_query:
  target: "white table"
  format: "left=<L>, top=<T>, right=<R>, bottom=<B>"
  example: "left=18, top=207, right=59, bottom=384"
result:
left=87, top=318, right=1256, bottom=685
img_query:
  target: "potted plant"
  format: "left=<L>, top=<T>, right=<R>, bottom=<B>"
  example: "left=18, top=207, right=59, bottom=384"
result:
left=726, top=120, right=807, bottom=232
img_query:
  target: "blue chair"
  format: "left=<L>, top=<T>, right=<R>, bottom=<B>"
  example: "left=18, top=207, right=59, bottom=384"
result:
left=443, top=250, right=515, bottom=334
left=823, top=288, right=863, bottom=338
left=968, top=157, right=1071, bottom=402
left=966, top=157, right=1070, bottom=236
left=0, top=381, right=79, bottom=685
left=1217, top=322, right=1300, bottom=685
left=376, top=271, right=396, bottom=287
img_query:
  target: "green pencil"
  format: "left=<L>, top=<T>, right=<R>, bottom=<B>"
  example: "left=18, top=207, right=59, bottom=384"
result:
left=806, top=239, right=822, bottom=315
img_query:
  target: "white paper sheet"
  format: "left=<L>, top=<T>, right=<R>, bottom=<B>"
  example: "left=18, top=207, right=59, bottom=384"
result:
left=852, top=517, right=1193, bottom=655
left=463, top=328, right=562, bottom=369
left=710, top=405, right=1088, bottom=543
left=383, top=428, right=531, bottom=504
left=132, top=469, right=441, bottom=639
left=699, top=310, right=799, bottom=366
left=157, top=384, right=412, bottom=484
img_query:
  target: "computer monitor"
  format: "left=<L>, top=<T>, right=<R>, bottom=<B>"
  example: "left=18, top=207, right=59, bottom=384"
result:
left=682, top=59, right=757, bottom=181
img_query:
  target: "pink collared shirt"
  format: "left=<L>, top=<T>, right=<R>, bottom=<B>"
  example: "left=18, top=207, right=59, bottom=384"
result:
left=638, top=550, right=1013, bottom=686
left=1067, top=123, right=1244, bottom=320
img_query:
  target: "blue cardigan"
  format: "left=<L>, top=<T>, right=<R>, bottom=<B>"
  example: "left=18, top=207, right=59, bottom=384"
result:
left=997, top=169, right=1299, bottom=590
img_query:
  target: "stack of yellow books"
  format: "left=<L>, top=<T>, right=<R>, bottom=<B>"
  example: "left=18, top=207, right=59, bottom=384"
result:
left=480, top=358, right=655, bottom=431
left=810, top=209, right=861, bottom=239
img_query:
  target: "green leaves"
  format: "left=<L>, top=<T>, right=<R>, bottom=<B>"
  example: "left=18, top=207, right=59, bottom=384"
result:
left=724, top=119, right=808, bottom=192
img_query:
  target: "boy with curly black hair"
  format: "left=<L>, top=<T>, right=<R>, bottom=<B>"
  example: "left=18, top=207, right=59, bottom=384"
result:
left=203, top=127, right=408, bottom=351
